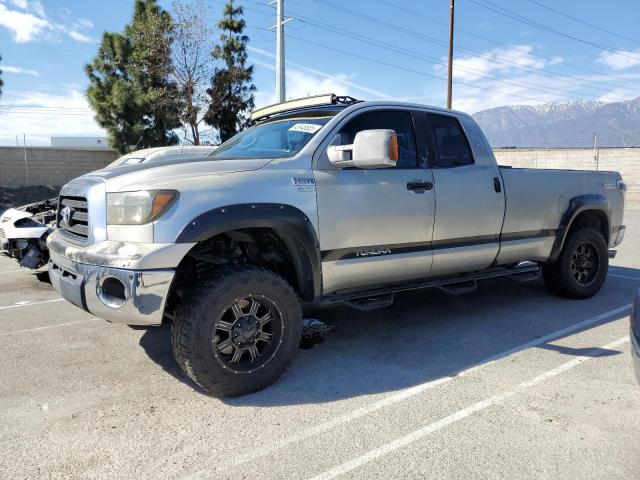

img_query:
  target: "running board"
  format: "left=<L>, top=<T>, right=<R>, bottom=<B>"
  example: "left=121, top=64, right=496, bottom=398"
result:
left=343, top=293, right=395, bottom=311
left=319, top=263, right=540, bottom=311
left=437, top=280, right=478, bottom=295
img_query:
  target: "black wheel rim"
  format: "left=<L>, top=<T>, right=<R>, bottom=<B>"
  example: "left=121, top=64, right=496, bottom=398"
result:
left=211, top=295, right=284, bottom=375
left=571, top=241, right=600, bottom=286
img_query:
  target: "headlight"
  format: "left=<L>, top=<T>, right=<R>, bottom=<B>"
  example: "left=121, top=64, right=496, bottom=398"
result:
left=106, top=190, right=178, bottom=225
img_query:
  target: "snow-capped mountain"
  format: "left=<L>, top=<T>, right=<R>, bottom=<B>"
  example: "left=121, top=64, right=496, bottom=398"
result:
left=472, top=97, right=640, bottom=148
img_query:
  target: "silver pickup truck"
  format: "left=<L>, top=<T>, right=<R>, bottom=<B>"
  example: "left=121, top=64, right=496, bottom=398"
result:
left=48, top=94, right=626, bottom=397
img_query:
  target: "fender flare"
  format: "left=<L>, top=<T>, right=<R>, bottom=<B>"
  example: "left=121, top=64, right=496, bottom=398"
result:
left=175, top=203, right=322, bottom=301
left=548, top=194, right=611, bottom=263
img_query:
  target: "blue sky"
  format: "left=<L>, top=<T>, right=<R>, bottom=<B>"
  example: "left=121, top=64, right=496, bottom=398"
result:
left=1, top=0, right=639, bottom=145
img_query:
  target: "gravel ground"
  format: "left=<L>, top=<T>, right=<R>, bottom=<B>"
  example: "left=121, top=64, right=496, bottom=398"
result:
left=0, top=213, right=639, bottom=480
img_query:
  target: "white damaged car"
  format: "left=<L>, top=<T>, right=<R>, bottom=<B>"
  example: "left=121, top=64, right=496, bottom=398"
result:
left=0, top=198, right=57, bottom=269
left=1, top=146, right=217, bottom=269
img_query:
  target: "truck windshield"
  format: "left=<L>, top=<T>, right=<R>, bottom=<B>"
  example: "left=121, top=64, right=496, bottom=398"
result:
left=209, top=115, right=333, bottom=159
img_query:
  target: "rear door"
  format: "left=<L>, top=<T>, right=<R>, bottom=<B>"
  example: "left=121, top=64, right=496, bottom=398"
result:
left=314, top=109, right=436, bottom=293
left=419, top=112, right=505, bottom=276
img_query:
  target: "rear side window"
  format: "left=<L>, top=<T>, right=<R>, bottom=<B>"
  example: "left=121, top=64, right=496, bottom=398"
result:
left=336, top=110, right=418, bottom=168
left=428, top=114, right=474, bottom=168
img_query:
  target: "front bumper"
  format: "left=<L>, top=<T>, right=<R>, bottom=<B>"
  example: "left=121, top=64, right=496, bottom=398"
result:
left=46, top=231, right=193, bottom=326
left=48, top=253, right=175, bottom=326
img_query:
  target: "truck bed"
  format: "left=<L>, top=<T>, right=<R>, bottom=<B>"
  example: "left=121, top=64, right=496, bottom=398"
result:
left=496, top=166, right=624, bottom=265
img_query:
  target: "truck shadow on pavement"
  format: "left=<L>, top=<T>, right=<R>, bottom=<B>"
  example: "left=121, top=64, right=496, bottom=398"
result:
left=138, top=270, right=639, bottom=405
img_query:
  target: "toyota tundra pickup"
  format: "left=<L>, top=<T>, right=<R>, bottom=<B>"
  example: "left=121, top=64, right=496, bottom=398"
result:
left=47, top=94, right=626, bottom=397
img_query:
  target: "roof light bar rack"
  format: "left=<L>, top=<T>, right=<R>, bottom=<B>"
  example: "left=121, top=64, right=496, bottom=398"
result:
left=250, top=93, right=361, bottom=122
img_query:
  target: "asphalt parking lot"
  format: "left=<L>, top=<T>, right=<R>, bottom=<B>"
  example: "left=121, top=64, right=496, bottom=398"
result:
left=1, top=214, right=639, bottom=480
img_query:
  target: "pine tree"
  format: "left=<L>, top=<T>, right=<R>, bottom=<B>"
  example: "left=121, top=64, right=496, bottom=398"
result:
left=204, top=0, right=255, bottom=143
left=85, top=0, right=182, bottom=153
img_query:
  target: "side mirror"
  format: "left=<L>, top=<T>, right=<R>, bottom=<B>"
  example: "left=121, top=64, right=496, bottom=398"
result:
left=327, top=129, right=398, bottom=169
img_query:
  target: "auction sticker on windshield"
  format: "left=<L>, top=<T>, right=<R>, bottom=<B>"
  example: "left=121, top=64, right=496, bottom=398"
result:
left=289, top=123, right=323, bottom=134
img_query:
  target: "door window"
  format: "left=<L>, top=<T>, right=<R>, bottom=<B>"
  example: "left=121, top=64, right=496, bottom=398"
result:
left=334, top=110, right=418, bottom=168
left=428, top=114, right=474, bottom=168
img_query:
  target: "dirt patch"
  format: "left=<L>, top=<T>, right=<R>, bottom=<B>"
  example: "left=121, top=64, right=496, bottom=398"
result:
left=0, top=186, right=60, bottom=213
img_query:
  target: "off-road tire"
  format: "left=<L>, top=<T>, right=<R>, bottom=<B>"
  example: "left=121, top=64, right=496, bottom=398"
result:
left=171, top=266, right=302, bottom=397
left=542, top=228, right=608, bottom=299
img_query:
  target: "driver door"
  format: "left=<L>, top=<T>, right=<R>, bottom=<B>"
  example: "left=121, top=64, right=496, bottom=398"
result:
left=314, top=109, right=436, bottom=293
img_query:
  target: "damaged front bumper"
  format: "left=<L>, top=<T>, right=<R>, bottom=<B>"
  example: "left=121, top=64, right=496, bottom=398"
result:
left=47, top=230, right=194, bottom=326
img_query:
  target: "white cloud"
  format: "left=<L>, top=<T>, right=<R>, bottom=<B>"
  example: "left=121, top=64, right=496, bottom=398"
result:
left=0, top=0, right=94, bottom=43
left=439, top=45, right=555, bottom=82
left=597, top=88, right=638, bottom=103
left=445, top=70, right=640, bottom=114
left=2, top=65, right=39, bottom=75
left=0, top=89, right=105, bottom=146
left=0, top=3, right=51, bottom=43
left=597, top=49, right=640, bottom=71
left=74, top=18, right=93, bottom=29
left=68, top=30, right=92, bottom=43
left=252, top=59, right=365, bottom=108
left=28, top=0, right=44, bottom=17
left=248, top=46, right=400, bottom=107
left=8, top=0, right=28, bottom=8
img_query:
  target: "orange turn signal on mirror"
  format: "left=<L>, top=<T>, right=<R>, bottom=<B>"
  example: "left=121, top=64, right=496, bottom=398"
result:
left=388, top=134, right=399, bottom=162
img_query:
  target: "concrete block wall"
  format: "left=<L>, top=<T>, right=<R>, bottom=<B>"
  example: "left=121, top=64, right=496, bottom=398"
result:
left=0, top=145, right=638, bottom=209
left=0, top=147, right=118, bottom=188
left=494, top=148, right=640, bottom=209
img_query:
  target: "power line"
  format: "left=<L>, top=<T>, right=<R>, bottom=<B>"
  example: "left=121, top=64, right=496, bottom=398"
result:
left=280, top=30, right=562, bottom=104
left=468, top=0, right=640, bottom=60
left=1, top=104, right=91, bottom=111
left=0, top=110, right=94, bottom=116
left=373, top=0, right=640, bottom=87
left=279, top=13, right=604, bottom=102
left=250, top=2, right=577, bottom=101
left=304, top=0, right=640, bottom=94
left=527, top=0, right=640, bottom=45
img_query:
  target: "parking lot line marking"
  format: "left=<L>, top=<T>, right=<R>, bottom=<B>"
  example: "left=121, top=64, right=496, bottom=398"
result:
left=0, top=318, right=98, bottom=336
left=0, top=269, right=27, bottom=274
left=0, top=298, right=64, bottom=311
left=610, top=273, right=640, bottom=280
left=231, top=303, right=631, bottom=466
left=307, top=336, right=629, bottom=480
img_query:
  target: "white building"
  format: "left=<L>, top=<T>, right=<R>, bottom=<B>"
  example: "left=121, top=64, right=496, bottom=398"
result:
left=50, top=137, right=110, bottom=149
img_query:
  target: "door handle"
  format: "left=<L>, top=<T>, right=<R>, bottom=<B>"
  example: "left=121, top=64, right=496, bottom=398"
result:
left=493, top=177, right=502, bottom=193
left=407, top=181, right=434, bottom=191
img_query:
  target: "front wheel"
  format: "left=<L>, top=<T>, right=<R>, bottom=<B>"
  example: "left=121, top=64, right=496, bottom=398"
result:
left=171, top=266, right=302, bottom=397
left=542, top=228, right=608, bottom=299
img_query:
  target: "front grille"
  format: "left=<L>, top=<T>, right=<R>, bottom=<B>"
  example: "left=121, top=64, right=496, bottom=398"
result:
left=58, top=196, right=89, bottom=242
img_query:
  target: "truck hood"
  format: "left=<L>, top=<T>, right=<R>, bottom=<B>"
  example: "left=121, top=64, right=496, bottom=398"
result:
left=62, top=157, right=273, bottom=193
left=87, top=157, right=272, bottom=181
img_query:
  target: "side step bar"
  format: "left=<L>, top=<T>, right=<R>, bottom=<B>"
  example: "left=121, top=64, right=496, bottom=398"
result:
left=319, top=262, right=541, bottom=311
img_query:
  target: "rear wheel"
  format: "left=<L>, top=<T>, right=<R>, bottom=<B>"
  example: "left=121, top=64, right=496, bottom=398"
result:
left=171, top=266, right=302, bottom=397
left=542, top=228, right=608, bottom=299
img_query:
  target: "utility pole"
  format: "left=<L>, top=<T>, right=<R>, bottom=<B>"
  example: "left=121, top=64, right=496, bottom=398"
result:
left=269, top=0, right=290, bottom=103
left=593, top=132, right=599, bottom=171
left=447, top=0, right=455, bottom=109
left=23, top=133, right=29, bottom=186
